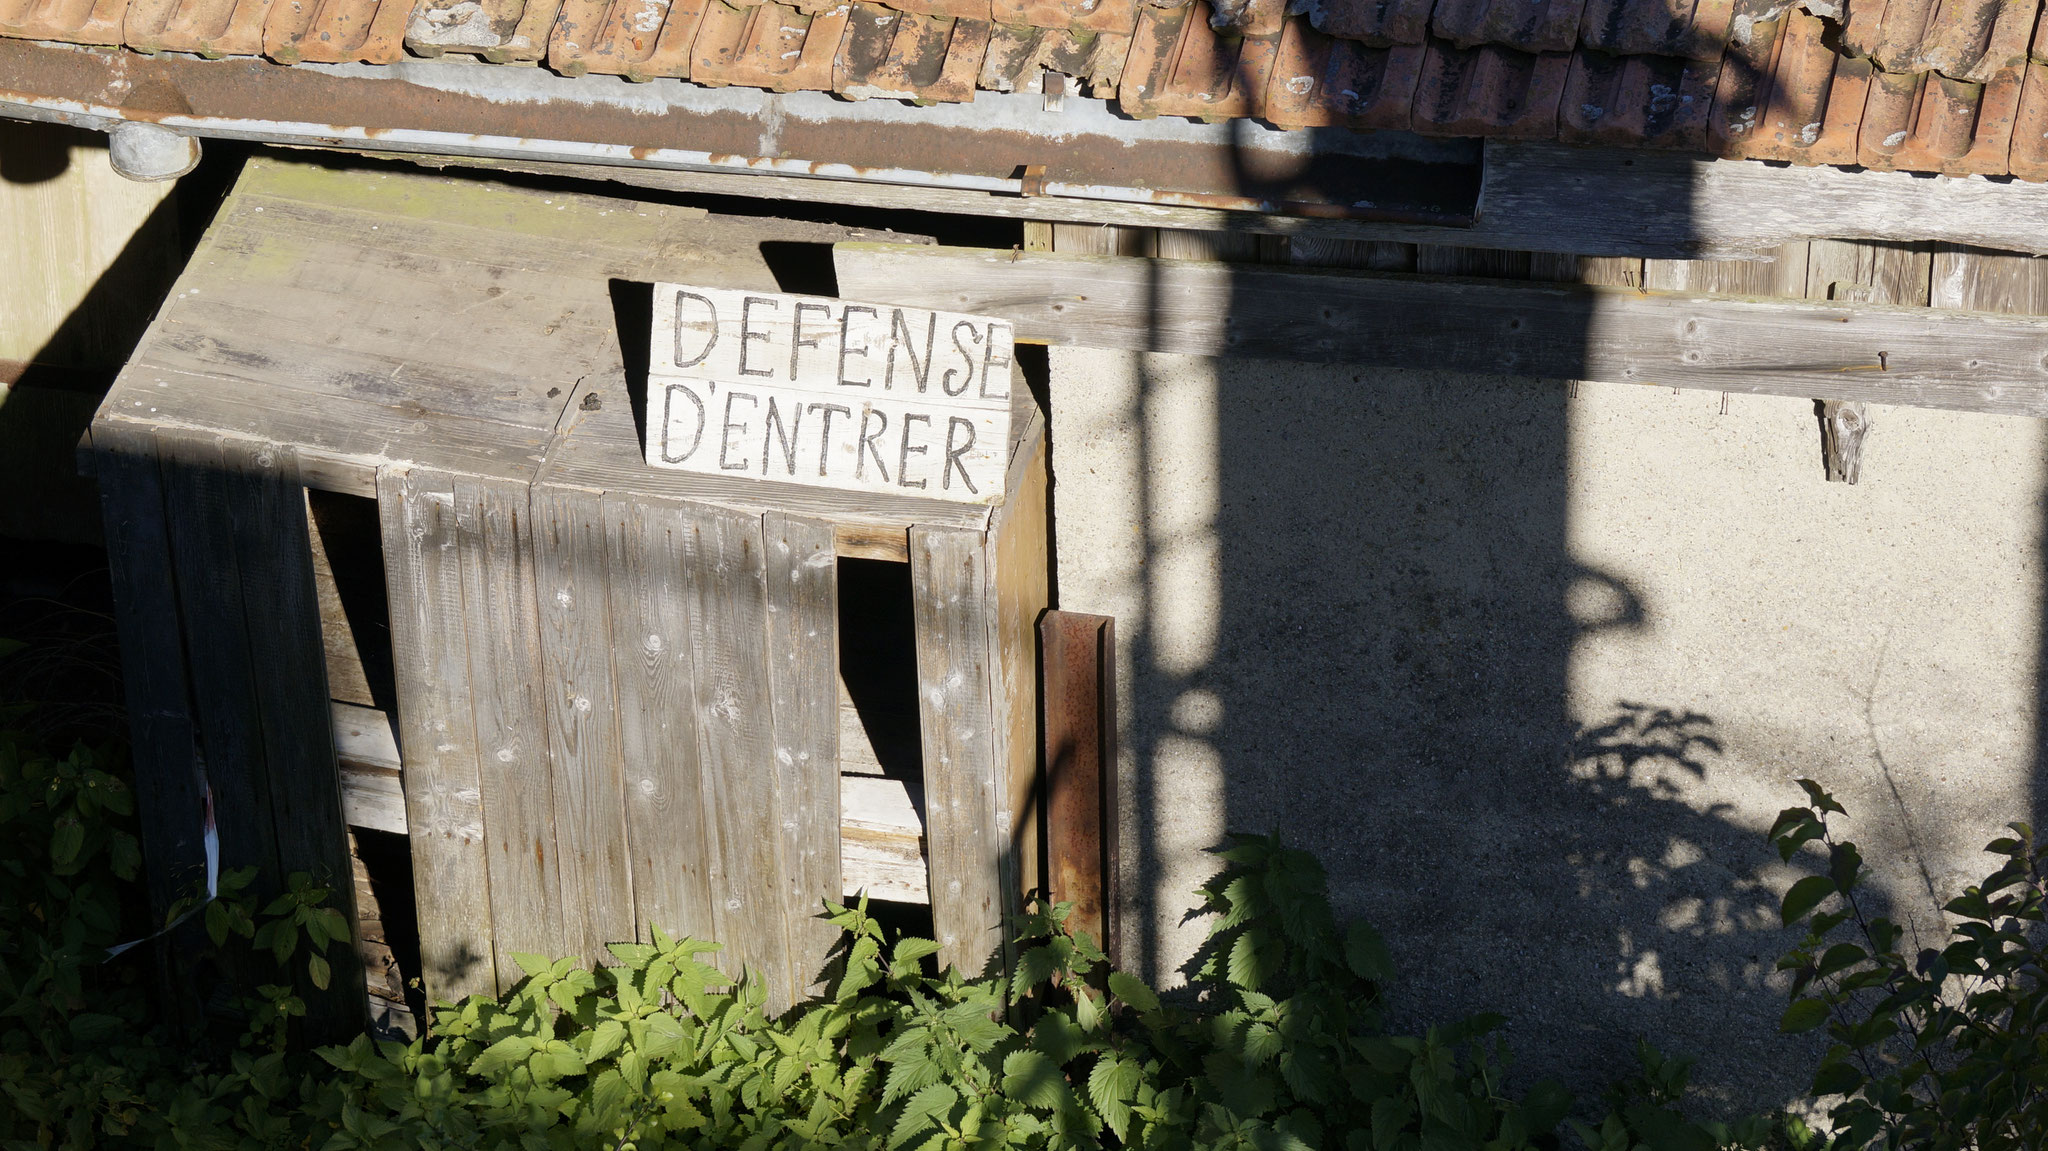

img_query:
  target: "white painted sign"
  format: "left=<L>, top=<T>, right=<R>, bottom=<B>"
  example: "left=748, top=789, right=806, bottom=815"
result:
left=644, top=284, right=1014, bottom=504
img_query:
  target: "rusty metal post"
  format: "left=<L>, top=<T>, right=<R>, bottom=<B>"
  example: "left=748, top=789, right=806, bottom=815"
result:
left=1040, top=611, right=1118, bottom=965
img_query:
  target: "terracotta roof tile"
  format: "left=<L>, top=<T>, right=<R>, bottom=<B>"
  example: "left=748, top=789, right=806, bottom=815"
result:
left=1294, top=0, right=1433, bottom=48
left=8, top=0, right=2048, bottom=179
left=1411, top=40, right=1571, bottom=135
left=1432, top=0, right=1588, bottom=55
left=1559, top=48, right=1718, bottom=147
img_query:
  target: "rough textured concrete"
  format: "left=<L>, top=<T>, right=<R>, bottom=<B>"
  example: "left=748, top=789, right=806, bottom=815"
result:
left=1048, top=347, right=2043, bottom=1115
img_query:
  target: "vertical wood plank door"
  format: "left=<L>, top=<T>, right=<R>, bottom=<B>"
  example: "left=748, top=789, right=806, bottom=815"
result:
left=223, top=438, right=366, bottom=1037
left=532, top=484, right=637, bottom=965
left=604, top=493, right=717, bottom=952
left=92, top=421, right=207, bottom=1021
left=454, top=474, right=567, bottom=988
left=910, top=525, right=1005, bottom=978
left=678, top=500, right=798, bottom=1013
left=764, top=510, right=842, bottom=995
left=377, top=465, right=499, bottom=1003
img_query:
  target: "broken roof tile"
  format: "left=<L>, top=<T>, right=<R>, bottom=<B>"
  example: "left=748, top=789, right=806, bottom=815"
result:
left=1741, top=7, right=1868, bottom=160
left=1705, top=6, right=1783, bottom=153
left=265, top=0, right=410, bottom=62
left=1411, top=40, right=1571, bottom=135
left=2008, top=57, right=2048, bottom=175
left=1858, top=59, right=2021, bottom=170
left=407, top=0, right=559, bottom=61
left=1208, top=0, right=1283, bottom=35
left=127, top=0, right=269, bottom=56
left=1117, top=2, right=1281, bottom=116
left=989, top=0, right=1136, bottom=32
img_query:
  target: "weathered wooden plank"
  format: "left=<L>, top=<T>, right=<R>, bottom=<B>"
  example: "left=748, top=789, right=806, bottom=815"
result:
left=532, top=483, right=637, bottom=965
left=984, top=415, right=1048, bottom=938
left=603, top=494, right=716, bottom=951
left=223, top=438, right=365, bottom=1036
left=89, top=421, right=205, bottom=1018
left=834, top=243, right=2048, bottom=418
left=910, top=525, right=1004, bottom=977
left=1807, top=241, right=1932, bottom=306
left=1416, top=246, right=1533, bottom=279
left=435, top=140, right=2048, bottom=258
left=376, top=465, right=498, bottom=1002
left=1645, top=243, right=1809, bottom=297
left=455, top=475, right=567, bottom=986
left=678, top=501, right=797, bottom=1011
left=326, top=703, right=932, bottom=903
left=1930, top=246, right=2048, bottom=315
left=155, top=432, right=281, bottom=891
left=841, top=774, right=928, bottom=903
left=1287, top=239, right=1416, bottom=272
left=764, top=511, right=842, bottom=996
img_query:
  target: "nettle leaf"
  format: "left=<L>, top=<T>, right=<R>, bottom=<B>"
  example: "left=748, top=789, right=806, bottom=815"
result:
left=890, top=1083, right=959, bottom=1151
left=1229, top=930, right=1285, bottom=992
left=1012, top=946, right=1061, bottom=1002
left=1344, top=922, right=1393, bottom=983
left=1781, top=876, right=1837, bottom=926
left=1108, top=970, right=1161, bottom=1014
left=1002, top=1050, right=1072, bottom=1112
left=1032, top=1008, right=1088, bottom=1065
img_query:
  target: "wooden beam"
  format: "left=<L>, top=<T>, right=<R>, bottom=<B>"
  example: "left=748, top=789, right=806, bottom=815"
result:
left=834, top=243, right=2048, bottom=418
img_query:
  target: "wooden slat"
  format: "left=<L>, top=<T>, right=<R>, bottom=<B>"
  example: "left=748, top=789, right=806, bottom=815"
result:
left=910, top=525, right=1004, bottom=977
left=985, top=415, right=1048, bottom=937
left=1041, top=611, right=1115, bottom=958
left=603, top=494, right=717, bottom=949
left=1644, top=243, right=1810, bottom=297
left=90, top=421, right=205, bottom=1018
left=376, top=465, right=497, bottom=1002
left=842, top=774, right=927, bottom=902
left=335, top=701, right=407, bottom=836
left=156, top=432, right=281, bottom=891
left=834, top=243, right=2048, bottom=418
left=679, top=501, right=797, bottom=1010
left=1287, top=239, right=1416, bottom=272
left=764, top=511, right=842, bottom=996
left=532, top=484, right=636, bottom=964
left=1931, top=246, right=2048, bottom=315
left=1806, top=241, right=1932, bottom=306
left=455, top=475, right=567, bottom=985
left=222, top=438, right=365, bottom=1036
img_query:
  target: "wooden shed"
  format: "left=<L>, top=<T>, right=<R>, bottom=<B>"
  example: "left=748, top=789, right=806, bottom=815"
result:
left=86, top=157, right=1050, bottom=1019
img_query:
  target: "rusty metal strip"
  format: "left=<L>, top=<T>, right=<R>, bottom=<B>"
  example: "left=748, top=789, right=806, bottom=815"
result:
left=1041, top=610, right=1116, bottom=963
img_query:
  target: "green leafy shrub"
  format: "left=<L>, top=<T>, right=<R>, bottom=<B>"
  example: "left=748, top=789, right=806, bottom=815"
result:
left=1770, top=779, right=2048, bottom=1150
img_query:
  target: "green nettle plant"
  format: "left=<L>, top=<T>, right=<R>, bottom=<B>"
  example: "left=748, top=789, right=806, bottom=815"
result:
left=1770, top=780, right=2048, bottom=1151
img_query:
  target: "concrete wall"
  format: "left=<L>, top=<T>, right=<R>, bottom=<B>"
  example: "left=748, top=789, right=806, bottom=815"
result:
left=1048, top=346, right=2043, bottom=1114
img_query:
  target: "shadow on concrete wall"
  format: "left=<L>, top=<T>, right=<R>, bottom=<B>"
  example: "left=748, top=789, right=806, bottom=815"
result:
left=1100, top=115, right=1876, bottom=1113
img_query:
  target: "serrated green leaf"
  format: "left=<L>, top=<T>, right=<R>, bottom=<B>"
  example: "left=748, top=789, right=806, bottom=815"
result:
left=889, top=1083, right=959, bottom=1151
left=1108, top=970, right=1161, bottom=1013
left=1089, top=1054, right=1139, bottom=1141
left=1002, top=1049, right=1071, bottom=1111
left=1032, top=1008, right=1088, bottom=1065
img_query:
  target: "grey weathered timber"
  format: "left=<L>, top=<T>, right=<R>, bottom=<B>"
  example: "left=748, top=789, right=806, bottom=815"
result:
left=221, top=438, right=366, bottom=1035
left=1931, top=247, right=2048, bottom=315
left=602, top=494, right=717, bottom=950
left=413, top=140, right=2048, bottom=258
left=763, top=511, right=842, bottom=994
left=911, top=525, right=1005, bottom=977
left=532, top=484, right=636, bottom=964
left=90, top=421, right=205, bottom=1017
left=455, top=475, right=567, bottom=986
left=984, top=417, right=1050, bottom=941
left=377, top=466, right=498, bottom=1002
left=678, top=501, right=797, bottom=1011
left=1821, top=402, right=1873, bottom=484
left=1806, top=241, right=1933, bottom=306
left=835, top=243, right=2048, bottom=418
left=1646, top=243, right=1810, bottom=297
left=156, top=432, right=281, bottom=890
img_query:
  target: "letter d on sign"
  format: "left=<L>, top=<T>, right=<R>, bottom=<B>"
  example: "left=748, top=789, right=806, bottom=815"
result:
left=661, top=382, right=707, bottom=463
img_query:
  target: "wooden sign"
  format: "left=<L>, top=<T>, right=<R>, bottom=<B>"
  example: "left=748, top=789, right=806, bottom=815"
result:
left=644, top=284, right=1014, bottom=504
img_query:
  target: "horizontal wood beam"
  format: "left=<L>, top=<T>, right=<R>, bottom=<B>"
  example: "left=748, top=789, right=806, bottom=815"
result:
left=833, top=243, right=2048, bottom=418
